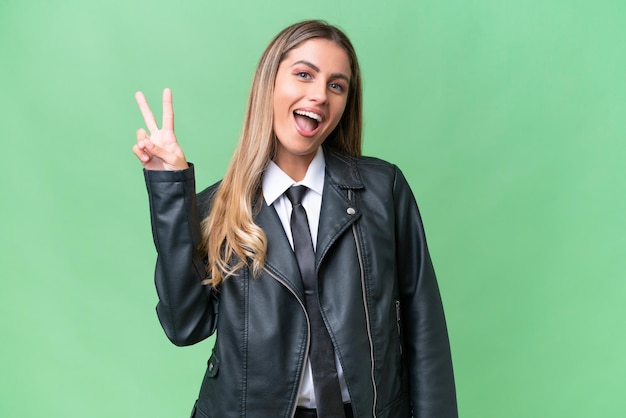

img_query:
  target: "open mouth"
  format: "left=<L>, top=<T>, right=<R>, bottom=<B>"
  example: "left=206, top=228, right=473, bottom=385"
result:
left=293, top=110, right=322, bottom=134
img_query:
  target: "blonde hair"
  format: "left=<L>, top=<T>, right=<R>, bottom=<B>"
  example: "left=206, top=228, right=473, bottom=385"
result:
left=201, top=20, right=363, bottom=287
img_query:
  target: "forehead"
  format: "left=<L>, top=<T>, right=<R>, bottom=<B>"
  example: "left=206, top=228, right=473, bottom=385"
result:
left=281, top=38, right=351, bottom=77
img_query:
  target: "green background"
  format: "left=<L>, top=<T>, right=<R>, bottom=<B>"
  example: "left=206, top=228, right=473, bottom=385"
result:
left=1, top=0, right=624, bottom=416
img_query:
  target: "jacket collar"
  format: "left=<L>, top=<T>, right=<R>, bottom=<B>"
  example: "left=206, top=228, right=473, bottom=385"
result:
left=323, top=147, right=364, bottom=191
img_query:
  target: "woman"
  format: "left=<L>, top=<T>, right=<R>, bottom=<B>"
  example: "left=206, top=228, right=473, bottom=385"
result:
left=133, top=20, right=457, bottom=418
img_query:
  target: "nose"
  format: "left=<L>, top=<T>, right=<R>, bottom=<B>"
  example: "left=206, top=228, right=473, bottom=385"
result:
left=307, top=80, right=328, bottom=104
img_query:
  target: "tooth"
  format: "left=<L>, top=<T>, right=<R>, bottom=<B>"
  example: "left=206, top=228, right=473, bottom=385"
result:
left=295, top=110, right=321, bottom=122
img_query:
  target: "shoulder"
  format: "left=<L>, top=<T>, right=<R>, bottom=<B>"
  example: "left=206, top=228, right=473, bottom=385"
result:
left=324, top=147, right=407, bottom=190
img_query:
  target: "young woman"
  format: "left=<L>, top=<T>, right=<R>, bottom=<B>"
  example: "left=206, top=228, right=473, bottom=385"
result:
left=133, top=20, right=457, bottom=418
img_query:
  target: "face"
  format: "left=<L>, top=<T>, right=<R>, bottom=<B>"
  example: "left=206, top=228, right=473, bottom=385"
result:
left=272, top=38, right=351, bottom=172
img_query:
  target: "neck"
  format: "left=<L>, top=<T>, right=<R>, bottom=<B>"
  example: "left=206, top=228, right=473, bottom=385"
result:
left=273, top=151, right=317, bottom=182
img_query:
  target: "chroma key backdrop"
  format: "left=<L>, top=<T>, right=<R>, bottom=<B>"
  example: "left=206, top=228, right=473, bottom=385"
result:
left=1, top=0, right=624, bottom=417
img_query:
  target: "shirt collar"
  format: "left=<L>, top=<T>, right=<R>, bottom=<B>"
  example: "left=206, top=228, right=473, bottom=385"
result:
left=263, top=146, right=326, bottom=206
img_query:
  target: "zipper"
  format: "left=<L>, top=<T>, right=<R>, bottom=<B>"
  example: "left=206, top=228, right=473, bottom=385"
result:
left=350, top=190, right=378, bottom=418
left=395, top=300, right=403, bottom=355
left=263, top=267, right=310, bottom=418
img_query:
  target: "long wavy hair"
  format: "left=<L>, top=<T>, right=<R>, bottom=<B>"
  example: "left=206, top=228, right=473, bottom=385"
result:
left=201, top=20, right=363, bottom=287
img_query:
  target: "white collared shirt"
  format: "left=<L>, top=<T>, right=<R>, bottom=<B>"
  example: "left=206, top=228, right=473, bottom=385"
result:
left=262, top=147, right=325, bottom=251
left=262, top=146, right=350, bottom=408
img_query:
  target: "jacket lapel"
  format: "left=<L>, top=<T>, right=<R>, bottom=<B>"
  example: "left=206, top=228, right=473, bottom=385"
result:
left=315, top=149, right=364, bottom=267
left=255, top=200, right=306, bottom=299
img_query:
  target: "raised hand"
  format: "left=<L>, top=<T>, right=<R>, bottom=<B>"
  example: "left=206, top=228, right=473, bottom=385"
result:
left=132, top=88, right=189, bottom=171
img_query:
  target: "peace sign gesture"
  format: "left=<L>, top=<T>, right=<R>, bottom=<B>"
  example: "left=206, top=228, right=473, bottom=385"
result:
left=132, top=88, right=188, bottom=171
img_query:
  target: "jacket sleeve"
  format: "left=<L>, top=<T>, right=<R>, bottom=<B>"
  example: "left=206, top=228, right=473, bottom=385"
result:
left=393, top=167, right=458, bottom=417
left=144, top=165, right=218, bottom=346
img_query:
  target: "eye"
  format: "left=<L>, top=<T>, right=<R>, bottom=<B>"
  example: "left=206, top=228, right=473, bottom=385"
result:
left=329, top=82, right=346, bottom=93
left=295, top=71, right=312, bottom=80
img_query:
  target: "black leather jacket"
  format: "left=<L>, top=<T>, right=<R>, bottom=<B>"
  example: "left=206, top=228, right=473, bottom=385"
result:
left=144, top=148, right=458, bottom=418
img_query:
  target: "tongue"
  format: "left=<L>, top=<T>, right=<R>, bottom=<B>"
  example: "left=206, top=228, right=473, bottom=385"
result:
left=294, top=114, right=318, bottom=133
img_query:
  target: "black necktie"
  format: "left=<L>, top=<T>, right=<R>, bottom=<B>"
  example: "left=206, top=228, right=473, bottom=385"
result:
left=285, top=186, right=346, bottom=418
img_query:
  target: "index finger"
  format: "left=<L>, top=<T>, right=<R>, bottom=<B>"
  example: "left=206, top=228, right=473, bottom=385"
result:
left=135, top=91, right=159, bottom=134
left=162, top=88, right=174, bottom=131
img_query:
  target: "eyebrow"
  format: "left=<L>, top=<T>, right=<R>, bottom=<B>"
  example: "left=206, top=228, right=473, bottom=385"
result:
left=291, top=60, right=350, bottom=83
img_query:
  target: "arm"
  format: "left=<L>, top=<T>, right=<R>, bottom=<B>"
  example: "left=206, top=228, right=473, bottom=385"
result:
left=145, top=166, right=218, bottom=346
left=134, top=89, right=218, bottom=346
left=393, top=167, right=458, bottom=417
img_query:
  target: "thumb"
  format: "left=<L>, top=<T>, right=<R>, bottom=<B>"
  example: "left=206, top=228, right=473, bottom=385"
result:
left=145, top=140, right=188, bottom=170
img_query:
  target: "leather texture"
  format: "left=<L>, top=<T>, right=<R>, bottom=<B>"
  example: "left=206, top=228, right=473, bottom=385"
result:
left=144, top=147, right=458, bottom=418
